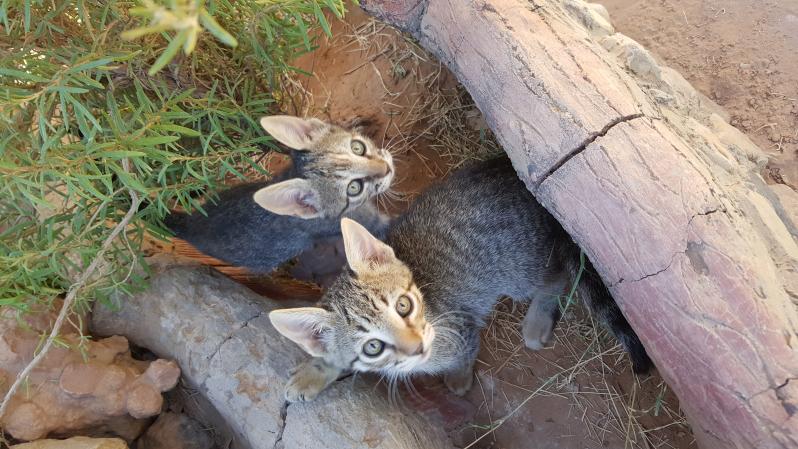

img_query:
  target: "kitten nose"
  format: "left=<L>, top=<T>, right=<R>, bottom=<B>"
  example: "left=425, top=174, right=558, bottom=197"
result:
left=366, top=160, right=391, bottom=178
left=410, top=342, right=424, bottom=356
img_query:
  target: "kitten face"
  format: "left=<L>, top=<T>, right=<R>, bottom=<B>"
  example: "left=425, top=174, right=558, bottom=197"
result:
left=269, top=219, right=436, bottom=375
left=254, top=116, right=394, bottom=219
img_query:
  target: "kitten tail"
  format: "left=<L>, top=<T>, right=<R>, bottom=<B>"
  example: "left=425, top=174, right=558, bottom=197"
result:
left=564, top=248, right=653, bottom=374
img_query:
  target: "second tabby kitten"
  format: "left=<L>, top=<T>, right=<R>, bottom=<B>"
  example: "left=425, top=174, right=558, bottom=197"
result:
left=270, top=157, right=651, bottom=402
left=165, top=115, right=394, bottom=273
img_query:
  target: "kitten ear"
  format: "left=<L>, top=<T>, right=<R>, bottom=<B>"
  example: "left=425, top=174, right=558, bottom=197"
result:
left=259, top=116, right=328, bottom=150
left=269, top=307, right=331, bottom=357
left=253, top=178, right=322, bottom=219
left=340, top=218, right=396, bottom=272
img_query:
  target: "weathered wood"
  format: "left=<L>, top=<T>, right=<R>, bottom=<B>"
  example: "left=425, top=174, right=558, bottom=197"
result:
left=361, top=1, right=798, bottom=448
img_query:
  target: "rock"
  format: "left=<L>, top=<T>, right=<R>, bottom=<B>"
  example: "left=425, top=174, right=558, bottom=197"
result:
left=11, top=436, right=128, bottom=449
left=0, top=304, right=180, bottom=442
left=281, top=381, right=454, bottom=449
left=92, top=264, right=455, bottom=449
left=137, top=412, right=213, bottom=449
left=563, top=0, right=614, bottom=38
left=600, top=33, right=661, bottom=81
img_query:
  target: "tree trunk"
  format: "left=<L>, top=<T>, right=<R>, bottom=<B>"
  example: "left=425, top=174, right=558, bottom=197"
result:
left=360, top=0, right=798, bottom=448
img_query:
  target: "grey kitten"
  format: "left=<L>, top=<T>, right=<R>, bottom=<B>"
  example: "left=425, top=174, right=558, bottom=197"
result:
left=269, top=157, right=651, bottom=402
left=165, top=115, right=394, bottom=273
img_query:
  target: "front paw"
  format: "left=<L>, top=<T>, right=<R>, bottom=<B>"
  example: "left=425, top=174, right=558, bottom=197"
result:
left=285, top=370, right=327, bottom=402
left=444, top=369, right=474, bottom=396
left=284, top=358, right=340, bottom=403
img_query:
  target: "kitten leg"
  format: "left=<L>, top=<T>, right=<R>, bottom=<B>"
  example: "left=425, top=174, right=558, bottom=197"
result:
left=443, top=330, right=479, bottom=396
left=522, top=295, right=562, bottom=350
left=284, top=357, right=342, bottom=402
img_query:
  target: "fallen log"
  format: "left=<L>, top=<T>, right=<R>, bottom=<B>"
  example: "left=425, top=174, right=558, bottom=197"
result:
left=361, top=1, right=798, bottom=448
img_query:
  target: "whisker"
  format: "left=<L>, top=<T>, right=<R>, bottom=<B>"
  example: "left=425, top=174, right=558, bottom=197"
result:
left=402, top=374, right=426, bottom=403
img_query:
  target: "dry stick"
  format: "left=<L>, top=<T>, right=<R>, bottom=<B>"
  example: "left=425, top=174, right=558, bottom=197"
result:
left=0, top=164, right=141, bottom=420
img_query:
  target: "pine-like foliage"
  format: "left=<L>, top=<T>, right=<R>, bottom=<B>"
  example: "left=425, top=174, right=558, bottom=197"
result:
left=0, top=0, right=346, bottom=316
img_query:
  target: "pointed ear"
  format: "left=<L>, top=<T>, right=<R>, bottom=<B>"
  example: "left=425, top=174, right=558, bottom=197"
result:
left=253, top=178, right=322, bottom=219
left=341, top=218, right=396, bottom=273
left=260, top=115, right=328, bottom=150
left=269, top=307, right=331, bottom=357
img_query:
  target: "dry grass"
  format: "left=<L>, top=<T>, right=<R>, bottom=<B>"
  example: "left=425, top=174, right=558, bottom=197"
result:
left=471, top=298, right=695, bottom=449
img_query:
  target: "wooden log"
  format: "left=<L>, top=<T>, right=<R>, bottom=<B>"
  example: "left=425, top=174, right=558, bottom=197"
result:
left=361, top=1, right=798, bottom=448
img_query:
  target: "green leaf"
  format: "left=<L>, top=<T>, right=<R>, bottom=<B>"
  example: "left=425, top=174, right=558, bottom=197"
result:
left=131, top=135, right=180, bottom=147
left=0, top=68, right=49, bottom=82
left=313, top=2, right=332, bottom=37
left=66, top=57, right=117, bottom=74
left=148, top=29, right=190, bottom=76
left=152, top=124, right=201, bottom=136
left=198, top=9, right=238, bottom=48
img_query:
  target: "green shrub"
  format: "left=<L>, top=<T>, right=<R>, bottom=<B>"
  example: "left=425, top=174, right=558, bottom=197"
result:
left=0, top=0, right=347, bottom=316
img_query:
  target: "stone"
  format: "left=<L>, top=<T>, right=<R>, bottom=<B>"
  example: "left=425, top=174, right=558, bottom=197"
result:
left=600, top=33, right=661, bottom=81
left=92, top=264, right=455, bottom=449
left=0, top=305, right=180, bottom=442
left=11, top=436, right=128, bottom=449
left=137, top=412, right=213, bottom=449
left=563, top=0, right=614, bottom=38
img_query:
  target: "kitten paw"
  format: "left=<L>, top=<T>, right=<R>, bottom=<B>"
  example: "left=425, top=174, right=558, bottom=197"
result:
left=523, top=334, right=552, bottom=351
left=284, top=359, right=340, bottom=403
left=444, top=369, right=474, bottom=396
left=522, top=309, right=556, bottom=351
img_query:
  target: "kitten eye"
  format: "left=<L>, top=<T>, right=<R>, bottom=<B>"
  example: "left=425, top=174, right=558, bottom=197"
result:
left=350, top=139, right=366, bottom=156
left=362, top=339, right=385, bottom=357
left=347, top=179, right=363, bottom=196
left=395, top=295, right=413, bottom=317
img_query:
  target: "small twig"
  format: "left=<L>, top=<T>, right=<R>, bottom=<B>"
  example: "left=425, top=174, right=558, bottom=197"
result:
left=0, top=160, right=142, bottom=419
left=752, top=122, right=777, bottom=133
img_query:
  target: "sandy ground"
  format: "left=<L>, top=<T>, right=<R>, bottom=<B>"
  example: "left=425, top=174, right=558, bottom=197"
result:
left=601, top=0, right=798, bottom=190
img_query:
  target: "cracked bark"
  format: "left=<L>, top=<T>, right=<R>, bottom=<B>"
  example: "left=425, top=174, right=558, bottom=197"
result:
left=206, top=311, right=263, bottom=362
left=272, top=401, right=290, bottom=449
left=536, top=113, right=644, bottom=188
left=612, top=207, right=726, bottom=286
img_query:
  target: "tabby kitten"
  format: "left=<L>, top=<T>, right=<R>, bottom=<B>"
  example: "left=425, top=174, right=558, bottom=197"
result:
left=165, top=115, right=394, bottom=273
left=270, top=157, right=651, bottom=402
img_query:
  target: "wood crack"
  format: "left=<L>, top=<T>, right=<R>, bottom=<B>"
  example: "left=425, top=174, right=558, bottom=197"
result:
left=273, top=400, right=290, bottom=449
left=612, top=207, right=724, bottom=286
left=535, top=113, right=643, bottom=189
left=206, top=310, right=263, bottom=362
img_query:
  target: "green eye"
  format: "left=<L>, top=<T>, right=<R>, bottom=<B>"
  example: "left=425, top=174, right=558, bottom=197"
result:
left=362, top=339, right=385, bottom=357
left=347, top=179, right=363, bottom=196
left=396, top=295, right=413, bottom=317
left=351, top=139, right=366, bottom=156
